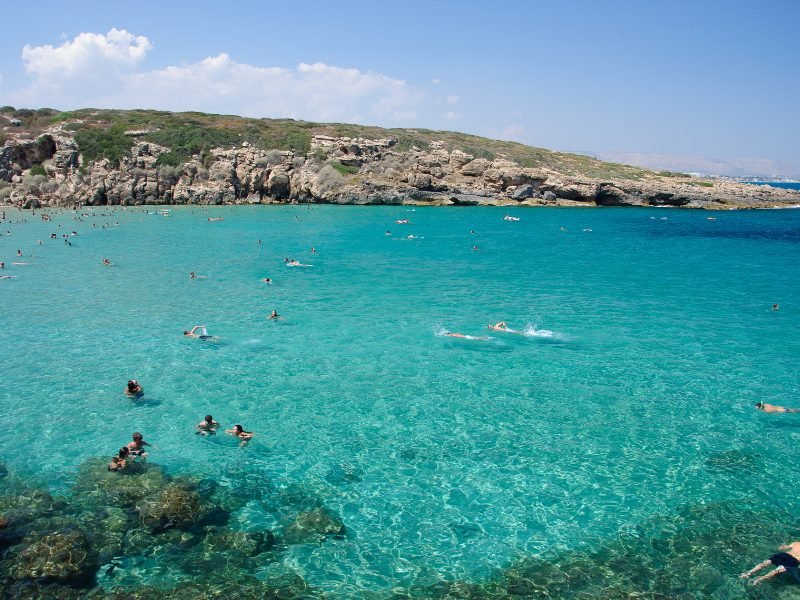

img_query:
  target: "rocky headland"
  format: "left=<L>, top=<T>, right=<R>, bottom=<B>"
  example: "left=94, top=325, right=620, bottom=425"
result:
left=1, top=107, right=798, bottom=210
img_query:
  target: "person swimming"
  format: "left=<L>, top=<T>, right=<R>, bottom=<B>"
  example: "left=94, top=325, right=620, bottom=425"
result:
left=126, top=432, right=151, bottom=458
left=108, top=447, right=130, bottom=472
left=487, top=321, right=524, bottom=335
left=184, top=325, right=212, bottom=339
left=196, top=414, right=219, bottom=435
left=125, top=380, right=143, bottom=397
left=102, top=259, right=111, bottom=266
left=755, top=401, right=800, bottom=414
left=268, top=310, right=279, bottom=320
left=262, top=277, right=272, bottom=284
left=226, top=424, right=254, bottom=446
left=444, top=331, right=490, bottom=340
left=741, top=541, right=800, bottom=586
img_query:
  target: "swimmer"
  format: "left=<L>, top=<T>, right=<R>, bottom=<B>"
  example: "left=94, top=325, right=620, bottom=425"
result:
left=754, top=401, right=800, bottom=414
left=184, top=325, right=212, bottom=339
left=472, top=246, right=479, bottom=251
left=124, top=380, right=143, bottom=397
left=262, top=277, right=272, bottom=284
left=189, top=272, right=197, bottom=279
left=126, top=432, right=152, bottom=458
left=385, top=230, right=392, bottom=236
left=396, top=219, right=409, bottom=224
left=487, top=321, right=523, bottom=335
left=108, top=447, right=130, bottom=472
left=444, top=331, right=490, bottom=340
left=0, top=262, right=4, bottom=269
left=772, top=304, right=779, bottom=311
left=102, top=259, right=111, bottom=266
left=310, top=247, right=317, bottom=253
left=740, top=541, right=800, bottom=586
left=268, top=310, right=279, bottom=320
left=17, top=249, right=21, bottom=256
left=258, top=239, right=262, bottom=245
left=196, top=414, right=219, bottom=435
left=226, top=424, right=254, bottom=446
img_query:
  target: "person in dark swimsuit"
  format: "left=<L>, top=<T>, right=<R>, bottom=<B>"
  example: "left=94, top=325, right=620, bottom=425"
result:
left=108, top=447, right=130, bottom=472
left=741, top=541, right=800, bottom=585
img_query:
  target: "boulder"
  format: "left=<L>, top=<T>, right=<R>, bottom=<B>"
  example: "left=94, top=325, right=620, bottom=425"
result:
left=408, top=172, right=432, bottom=190
left=511, top=184, right=536, bottom=200
left=542, top=191, right=557, bottom=202
left=460, top=158, right=491, bottom=177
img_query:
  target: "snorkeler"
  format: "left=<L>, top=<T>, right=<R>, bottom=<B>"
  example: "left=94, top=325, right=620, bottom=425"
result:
left=754, top=401, right=800, bottom=414
left=196, top=414, right=219, bottom=435
left=124, top=380, right=143, bottom=397
left=108, top=447, right=130, bottom=472
left=740, top=541, right=800, bottom=586
left=226, top=424, right=254, bottom=446
left=126, top=432, right=152, bottom=458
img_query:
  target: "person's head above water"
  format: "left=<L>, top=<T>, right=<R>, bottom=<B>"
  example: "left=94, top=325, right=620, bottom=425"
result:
left=132, top=432, right=143, bottom=441
left=755, top=402, right=764, bottom=408
left=205, top=415, right=214, bottom=423
left=234, top=424, right=243, bottom=433
left=118, top=447, right=130, bottom=458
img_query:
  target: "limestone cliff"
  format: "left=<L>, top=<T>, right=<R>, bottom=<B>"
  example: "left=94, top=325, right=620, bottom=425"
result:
left=1, top=111, right=798, bottom=210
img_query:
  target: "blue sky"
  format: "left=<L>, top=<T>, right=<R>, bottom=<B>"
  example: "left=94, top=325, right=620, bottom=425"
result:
left=1, top=0, right=798, bottom=174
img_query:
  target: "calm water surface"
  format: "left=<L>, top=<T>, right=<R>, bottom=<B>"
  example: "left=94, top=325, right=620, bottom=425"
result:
left=1, top=205, right=799, bottom=595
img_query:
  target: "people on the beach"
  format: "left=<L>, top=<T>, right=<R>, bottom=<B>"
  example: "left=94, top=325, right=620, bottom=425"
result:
left=196, top=414, right=219, bottom=435
left=127, top=432, right=151, bottom=458
left=740, top=541, right=800, bottom=586
left=755, top=401, right=800, bottom=414
left=108, top=447, right=130, bottom=472
left=125, top=380, right=143, bottom=397
left=226, top=424, right=254, bottom=446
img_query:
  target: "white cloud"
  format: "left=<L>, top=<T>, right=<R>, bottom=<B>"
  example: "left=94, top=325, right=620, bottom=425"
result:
left=444, top=111, right=459, bottom=120
left=446, top=95, right=460, bottom=105
left=3, top=30, right=424, bottom=126
left=432, top=78, right=440, bottom=85
left=22, top=28, right=152, bottom=79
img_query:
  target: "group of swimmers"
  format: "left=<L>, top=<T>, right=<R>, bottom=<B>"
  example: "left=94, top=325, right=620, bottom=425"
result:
left=107, top=432, right=152, bottom=471
left=195, top=415, right=254, bottom=446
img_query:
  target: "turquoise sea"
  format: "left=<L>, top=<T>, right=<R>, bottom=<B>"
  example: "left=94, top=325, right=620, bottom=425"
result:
left=1, top=205, right=800, bottom=597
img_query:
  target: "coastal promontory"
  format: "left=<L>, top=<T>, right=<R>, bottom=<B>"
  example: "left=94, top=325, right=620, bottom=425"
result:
left=1, top=107, right=797, bottom=210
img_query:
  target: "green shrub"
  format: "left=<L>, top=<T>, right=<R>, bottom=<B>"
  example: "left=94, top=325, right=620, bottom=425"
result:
left=146, top=125, right=239, bottom=163
left=29, top=164, right=47, bottom=176
left=0, top=106, right=15, bottom=113
left=155, top=151, right=183, bottom=167
left=327, top=160, right=359, bottom=175
left=74, top=125, right=132, bottom=166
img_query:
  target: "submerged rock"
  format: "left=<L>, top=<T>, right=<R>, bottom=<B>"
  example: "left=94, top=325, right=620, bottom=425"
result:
left=137, top=483, right=206, bottom=532
left=283, top=507, right=346, bottom=544
left=7, top=530, right=99, bottom=586
left=72, top=457, right=171, bottom=509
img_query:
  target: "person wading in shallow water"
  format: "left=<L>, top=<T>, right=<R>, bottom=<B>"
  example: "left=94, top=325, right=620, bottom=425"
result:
left=741, top=541, right=800, bottom=585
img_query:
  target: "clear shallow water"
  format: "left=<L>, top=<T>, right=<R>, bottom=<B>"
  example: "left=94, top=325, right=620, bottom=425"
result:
left=1, top=205, right=800, bottom=596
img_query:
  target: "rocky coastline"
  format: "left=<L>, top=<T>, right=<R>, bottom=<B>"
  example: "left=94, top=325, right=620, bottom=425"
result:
left=2, top=111, right=799, bottom=210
